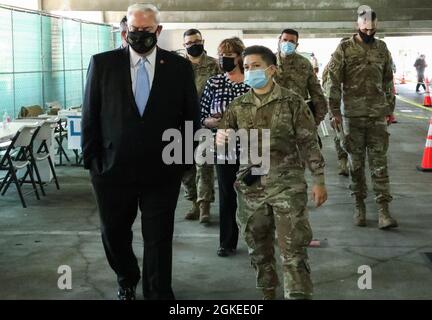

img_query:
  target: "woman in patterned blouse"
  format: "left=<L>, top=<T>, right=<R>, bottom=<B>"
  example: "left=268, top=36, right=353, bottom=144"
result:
left=200, top=37, right=250, bottom=257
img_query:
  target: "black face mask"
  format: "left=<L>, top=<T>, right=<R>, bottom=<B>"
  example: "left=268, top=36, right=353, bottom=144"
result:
left=186, top=44, right=204, bottom=58
left=219, top=56, right=237, bottom=72
left=358, top=30, right=376, bottom=44
left=127, top=31, right=157, bottom=54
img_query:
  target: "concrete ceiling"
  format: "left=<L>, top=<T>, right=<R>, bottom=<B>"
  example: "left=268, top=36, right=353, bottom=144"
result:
left=41, top=0, right=432, bottom=38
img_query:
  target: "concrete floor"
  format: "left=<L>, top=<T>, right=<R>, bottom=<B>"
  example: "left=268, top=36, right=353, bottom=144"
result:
left=0, top=83, right=431, bottom=300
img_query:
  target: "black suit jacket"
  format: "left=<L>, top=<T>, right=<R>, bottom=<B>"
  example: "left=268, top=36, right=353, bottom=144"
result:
left=82, top=46, right=200, bottom=186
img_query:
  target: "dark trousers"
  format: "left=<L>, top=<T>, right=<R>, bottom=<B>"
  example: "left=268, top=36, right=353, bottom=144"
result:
left=92, top=179, right=181, bottom=300
left=215, top=163, right=240, bottom=250
left=416, top=83, right=426, bottom=91
left=417, top=71, right=426, bottom=91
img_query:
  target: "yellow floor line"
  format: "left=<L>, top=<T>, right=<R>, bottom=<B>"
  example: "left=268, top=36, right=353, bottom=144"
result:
left=394, top=112, right=429, bottom=120
left=396, top=95, right=432, bottom=112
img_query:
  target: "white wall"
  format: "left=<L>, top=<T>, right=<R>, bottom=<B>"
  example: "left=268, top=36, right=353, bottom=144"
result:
left=0, top=0, right=40, bottom=10
left=244, top=37, right=342, bottom=78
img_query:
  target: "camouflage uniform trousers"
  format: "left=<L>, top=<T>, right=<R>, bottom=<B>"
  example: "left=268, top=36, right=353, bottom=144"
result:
left=333, top=129, right=348, bottom=161
left=342, top=116, right=393, bottom=203
left=235, top=178, right=313, bottom=299
left=181, top=164, right=215, bottom=203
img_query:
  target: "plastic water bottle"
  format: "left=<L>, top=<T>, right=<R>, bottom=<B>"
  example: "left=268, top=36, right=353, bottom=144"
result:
left=3, top=111, right=11, bottom=131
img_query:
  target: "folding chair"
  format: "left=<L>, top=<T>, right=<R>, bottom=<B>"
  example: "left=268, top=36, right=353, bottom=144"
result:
left=19, top=120, right=59, bottom=195
left=54, top=119, right=70, bottom=165
left=0, top=126, right=41, bottom=208
left=46, top=102, right=70, bottom=166
left=14, top=124, right=48, bottom=196
left=32, top=119, right=60, bottom=191
left=0, top=140, right=11, bottom=151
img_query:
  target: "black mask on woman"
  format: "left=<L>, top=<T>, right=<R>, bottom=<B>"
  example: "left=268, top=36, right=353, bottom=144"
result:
left=219, top=56, right=237, bottom=72
left=358, top=30, right=376, bottom=44
left=186, top=44, right=204, bottom=58
left=127, top=31, right=157, bottom=54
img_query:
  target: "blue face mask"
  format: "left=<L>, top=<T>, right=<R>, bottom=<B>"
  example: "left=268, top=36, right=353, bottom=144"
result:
left=280, top=41, right=296, bottom=55
left=244, top=67, right=271, bottom=89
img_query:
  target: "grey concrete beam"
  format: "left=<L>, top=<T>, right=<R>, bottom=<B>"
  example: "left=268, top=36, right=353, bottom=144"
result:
left=243, top=30, right=432, bottom=39
left=153, top=20, right=432, bottom=31
left=104, top=7, right=432, bottom=24
left=41, top=0, right=432, bottom=12
left=42, top=0, right=432, bottom=38
left=153, top=20, right=432, bottom=38
left=155, top=9, right=432, bottom=23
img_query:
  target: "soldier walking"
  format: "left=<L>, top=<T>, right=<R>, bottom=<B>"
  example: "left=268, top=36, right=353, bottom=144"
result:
left=217, top=46, right=327, bottom=299
left=326, top=9, right=398, bottom=229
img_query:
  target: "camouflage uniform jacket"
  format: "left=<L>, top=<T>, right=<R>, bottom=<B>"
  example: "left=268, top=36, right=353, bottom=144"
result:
left=321, top=64, right=330, bottom=98
left=220, top=83, right=325, bottom=195
left=187, top=53, right=220, bottom=99
left=326, top=35, right=395, bottom=118
left=275, top=52, right=327, bottom=123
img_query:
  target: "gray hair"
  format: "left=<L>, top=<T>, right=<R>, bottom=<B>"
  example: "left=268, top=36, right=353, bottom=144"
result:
left=127, top=3, right=161, bottom=25
left=120, top=16, right=128, bottom=32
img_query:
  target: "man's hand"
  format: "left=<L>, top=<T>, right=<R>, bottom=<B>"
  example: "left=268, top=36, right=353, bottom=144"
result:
left=386, top=115, right=394, bottom=126
left=311, top=184, right=328, bottom=208
left=204, top=116, right=221, bottom=129
left=330, top=115, right=342, bottom=131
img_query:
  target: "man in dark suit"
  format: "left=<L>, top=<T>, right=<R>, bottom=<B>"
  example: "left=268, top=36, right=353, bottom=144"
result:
left=82, top=3, right=200, bottom=300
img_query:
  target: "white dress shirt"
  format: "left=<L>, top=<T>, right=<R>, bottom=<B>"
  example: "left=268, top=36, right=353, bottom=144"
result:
left=129, top=46, right=156, bottom=96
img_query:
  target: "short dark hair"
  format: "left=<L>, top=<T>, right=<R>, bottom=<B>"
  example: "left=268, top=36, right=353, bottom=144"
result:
left=242, top=45, right=277, bottom=67
left=280, top=28, right=299, bottom=41
left=120, top=15, right=127, bottom=32
left=358, top=10, right=377, bottom=21
left=183, top=29, right=202, bottom=38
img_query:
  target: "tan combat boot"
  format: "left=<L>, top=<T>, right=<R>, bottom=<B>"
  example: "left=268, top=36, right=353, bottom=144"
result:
left=184, top=201, right=199, bottom=220
left=378, top=202, right=398, bottom=230
left=285, top=292, right=313, bottom=300
left=199, top=201, right=211, bottom=224
left=338, top=158, right=349, bottom=176
left=262, top=288, right=276, bottom=300
left=354, top=199, right=367, bottom=227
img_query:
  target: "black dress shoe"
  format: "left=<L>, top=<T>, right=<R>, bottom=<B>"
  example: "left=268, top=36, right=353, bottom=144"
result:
left=217, top=247, right=237, bottom=257
left=217, top=247, right=229, bottom=257
left=118, top=287, right=136, bottom=300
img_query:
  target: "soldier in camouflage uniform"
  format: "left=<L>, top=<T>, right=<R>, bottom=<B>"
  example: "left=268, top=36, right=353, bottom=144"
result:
left=326, top=10, right=398, bottom=229
left=274, top=29, right=327, bottom=125
left=322, top=44, right=350, bottom=177
left=217, top=46, right=327, bottom=300
left=181, top=29, right=220, bottom=223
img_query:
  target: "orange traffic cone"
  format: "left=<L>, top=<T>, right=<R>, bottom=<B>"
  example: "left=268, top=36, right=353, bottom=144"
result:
left=424, top=78, right=432, bottom=107
left=400, top=73, right=406, bottom=84
left=417, top=117, right=432, bottom=172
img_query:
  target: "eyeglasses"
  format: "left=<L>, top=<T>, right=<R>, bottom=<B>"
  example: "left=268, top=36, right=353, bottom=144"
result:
left=184, top=40, right=203, bottom=48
